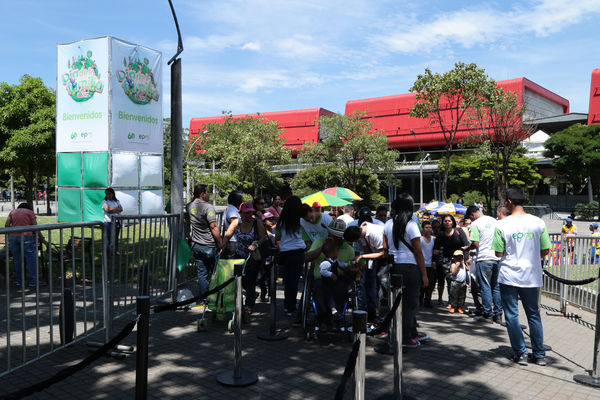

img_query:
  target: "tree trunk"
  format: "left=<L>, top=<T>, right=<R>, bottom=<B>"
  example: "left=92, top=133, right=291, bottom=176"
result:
left=441, top=149, right=450, bottom=201
left=25, top=167, right=34, bottom=210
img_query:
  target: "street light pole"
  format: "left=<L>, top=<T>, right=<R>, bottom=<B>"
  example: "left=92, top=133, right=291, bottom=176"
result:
left=420, top=153, right=430, bottom=205
left=185, top=132, right=206, bottom=203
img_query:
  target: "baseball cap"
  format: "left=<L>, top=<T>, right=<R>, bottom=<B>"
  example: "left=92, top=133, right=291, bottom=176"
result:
left=312, top=202, right=322, bottom=208
left=505, top=186, right=526, bottom=202
left=453, top=250, right=464, bottom=257
left=565, top=217, right=573, bottom=223
left=239, top=202, right=255, bottom=213
left=326, top=219, right=347, bottom=238
left=262, top=211, right=276, bottom=220
left=591, top=222, right=599, bottom=228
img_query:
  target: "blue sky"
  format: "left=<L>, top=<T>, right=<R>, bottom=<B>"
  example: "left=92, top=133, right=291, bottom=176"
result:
left=1, top=0, right=598, bottom=126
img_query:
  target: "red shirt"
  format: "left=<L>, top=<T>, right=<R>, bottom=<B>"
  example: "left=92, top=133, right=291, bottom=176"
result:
left=7, top=208, right=37, bottom=236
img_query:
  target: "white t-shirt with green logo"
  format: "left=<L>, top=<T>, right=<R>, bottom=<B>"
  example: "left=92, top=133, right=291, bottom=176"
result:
left=470, top=215, right=498, bottom=262
left=492, top=214, right=551, bottom=288
left=301, top=213, right=333, bottom=242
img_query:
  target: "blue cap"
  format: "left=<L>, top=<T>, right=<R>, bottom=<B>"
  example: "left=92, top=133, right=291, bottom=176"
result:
left=591, top=222, right=598, bottom=228
left=565, top=217, right=573, bottom=222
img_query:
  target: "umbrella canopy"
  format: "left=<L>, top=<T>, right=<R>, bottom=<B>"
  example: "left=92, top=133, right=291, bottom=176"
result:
left=322, top=187, right=363, bottom=201
left=301, top=192, right=351, bottom=207
left=420, top=201, right=444, bottom=212
left=436, top=203, right=467, bottom=217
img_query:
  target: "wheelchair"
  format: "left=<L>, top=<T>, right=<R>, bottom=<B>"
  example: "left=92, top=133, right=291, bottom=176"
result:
left=300, top=262, right=359, bottom=341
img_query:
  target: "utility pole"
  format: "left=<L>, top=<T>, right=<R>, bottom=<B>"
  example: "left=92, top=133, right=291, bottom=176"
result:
left=168, top=0, right=184, bottom=216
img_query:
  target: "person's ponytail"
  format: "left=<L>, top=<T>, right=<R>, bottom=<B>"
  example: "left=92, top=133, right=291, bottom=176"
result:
left=391, top=193, right=415, bottom=249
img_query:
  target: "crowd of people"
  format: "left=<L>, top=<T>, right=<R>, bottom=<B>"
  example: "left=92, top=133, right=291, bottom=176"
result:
left=184, top=184, right=552, bottom=366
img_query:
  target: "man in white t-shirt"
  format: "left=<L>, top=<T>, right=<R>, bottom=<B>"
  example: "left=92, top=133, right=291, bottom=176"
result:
left=492, top=186, right=551, bottom=367
left=344, top=221, right=385, bottom=321
left=301, top=208, right=333, bottom=244
left=467, top=205, right=502, bottom=322
left=337, top=205, right=355, bottom=225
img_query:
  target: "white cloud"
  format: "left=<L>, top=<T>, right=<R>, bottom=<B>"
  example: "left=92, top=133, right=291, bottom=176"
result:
left=241, top=41, right=261, bottom=51
left=377, top=0, right=600, bottom=54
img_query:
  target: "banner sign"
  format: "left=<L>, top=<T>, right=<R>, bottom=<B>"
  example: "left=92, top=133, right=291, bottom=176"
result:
left=56, top=37, right=109, bottom=152
left=111, top=39, right=163, bottom=153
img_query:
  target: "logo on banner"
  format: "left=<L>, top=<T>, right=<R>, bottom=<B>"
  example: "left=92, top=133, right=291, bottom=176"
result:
left=116, top=57, right=159, bottom=105
left=61, top=51, right=104, bottom=102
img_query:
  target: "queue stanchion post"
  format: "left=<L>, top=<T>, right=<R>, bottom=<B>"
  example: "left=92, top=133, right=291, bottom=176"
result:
left=573, top=265, right=600, bottom=388
left=257, top=262, right=287, bottom=341
left=378, top=274, right=416, bottom=400
left=353, top=310, right=367, bottom=400
left=217, top=263, right=259, bottom=387
left=135, top=296, right=150, bottom=400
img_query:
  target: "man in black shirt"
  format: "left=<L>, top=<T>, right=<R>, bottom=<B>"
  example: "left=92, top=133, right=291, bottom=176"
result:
left=186, top=184, right=223, bottom=295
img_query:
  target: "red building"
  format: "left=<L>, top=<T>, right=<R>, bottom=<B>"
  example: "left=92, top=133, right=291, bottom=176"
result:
left=189, top=108, right=334, bottom=152
left=344, top=78, right=569, bottom=150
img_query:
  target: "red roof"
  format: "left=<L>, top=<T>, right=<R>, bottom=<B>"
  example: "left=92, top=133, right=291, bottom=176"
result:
left=189, top=108, right=334, bottom=151
left=344, top=78, right=570, bottom=149
left=588, top=69, right=600, bottom=125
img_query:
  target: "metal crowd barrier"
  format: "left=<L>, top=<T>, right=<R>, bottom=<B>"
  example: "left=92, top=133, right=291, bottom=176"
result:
left=542, top=233, right=600, bottom=313
left=1, top=221, right=107, bottom=377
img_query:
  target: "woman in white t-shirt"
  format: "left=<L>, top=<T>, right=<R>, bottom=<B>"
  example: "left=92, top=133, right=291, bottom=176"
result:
left=102, top=188, right=123, bottom=255
left=275, top=196, right=307, bottom=315
left=383, top=193, right=429, bottom=349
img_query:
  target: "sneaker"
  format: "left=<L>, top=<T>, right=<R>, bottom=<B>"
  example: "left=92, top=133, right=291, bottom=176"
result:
left=402, top=339, right=420, bottom=349
left=448, top=307, right=456, bottom=313
left=457, top=308, right=465, bottom=314
left=513, top=353, right=528, bottom=366
left=492, top=314, right=504, bottom=324
left=446, top=304, right=452, bottom=309
left=476, top=315, right=493, bottom=323
left=528, top=354, right=547, bottom=366
left=414, top=332, right=429, bottom=342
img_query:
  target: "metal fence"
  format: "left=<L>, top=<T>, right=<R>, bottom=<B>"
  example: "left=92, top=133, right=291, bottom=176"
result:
left=542, top=233, right=600, bottom=312
left=1, top=221, right=108, bottom=377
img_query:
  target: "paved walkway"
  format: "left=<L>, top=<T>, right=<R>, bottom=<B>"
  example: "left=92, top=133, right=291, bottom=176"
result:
left=1, top=285, right=599, bottom=399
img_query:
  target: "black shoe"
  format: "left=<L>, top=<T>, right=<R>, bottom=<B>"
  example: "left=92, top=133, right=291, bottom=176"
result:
left=475, top=315, right=493, bottom=323
left=513, top=353, right=528, bottom=366
left=492, top=314, right=503, bottom=324
left=424, top=299, right=432, bottom=308
left=528, top=354, right=547, bottom=366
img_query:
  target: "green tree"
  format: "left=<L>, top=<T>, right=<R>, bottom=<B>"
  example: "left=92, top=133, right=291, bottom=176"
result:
left=298, top=112, right=397, bottom=196
left=0, top=75, right=56, bottom=207
left=443, top=149, right=541, bottom=212
left=468, top=85, right=536, bottom=203
left=410, top=62, right=494, bottom=201
left=544, top=123, right=600, bottom=217
left=289, top=164, right=385, bottom=208
left=193, top=114, right=291, bottom=197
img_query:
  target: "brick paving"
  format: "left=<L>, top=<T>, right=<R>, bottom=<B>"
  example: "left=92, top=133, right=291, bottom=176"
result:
left=1, top=285, right=600, bottom=400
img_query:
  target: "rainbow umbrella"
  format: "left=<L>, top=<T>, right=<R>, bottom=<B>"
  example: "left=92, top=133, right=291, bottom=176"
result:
left=420, top=201, right=443, bottom=212
left=436, top=203, right=467, bottom=217
left=301, top=191, right=351, bottom=207
left=322, top=187, right=362, bottom=201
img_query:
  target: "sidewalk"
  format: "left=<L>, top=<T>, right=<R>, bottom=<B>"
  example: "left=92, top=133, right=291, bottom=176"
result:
left=1, top=287, right=599, bottom=399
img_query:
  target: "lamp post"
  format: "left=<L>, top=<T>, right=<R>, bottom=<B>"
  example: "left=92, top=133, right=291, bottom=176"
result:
left=185, top=131, right=207, bottom=202
left=420, top=153, right=430, bottom=206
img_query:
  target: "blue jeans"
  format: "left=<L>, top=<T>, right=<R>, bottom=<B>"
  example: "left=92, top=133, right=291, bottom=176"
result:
left=500, top=284, right=545, bottom=359
left=278, top=250, right=305, bottom=313
left=476, top=261, right=502, bottom=317
left=192, top=244, right=217, bottom=296
left=358, top=261, right=378, bottom=317
left=104, top=222, right=121, bottom=254
left=9, top=235, right=37, bottom=285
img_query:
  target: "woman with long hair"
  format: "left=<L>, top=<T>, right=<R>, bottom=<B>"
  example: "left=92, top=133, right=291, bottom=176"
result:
left=275, top=195, right=307, bottom=315
left=383, top=193, right=429, bottom=349
left=433, top=214, right=470, bottom=306
left=102, top=188, right=123, bottom=255
left=267, top=195, right=283, bottom=217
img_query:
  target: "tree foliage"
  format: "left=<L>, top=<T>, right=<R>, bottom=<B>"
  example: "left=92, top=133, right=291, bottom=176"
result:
left=191, top=114, right=291, bottom=196
left=466, top=86, right=536, bottom=203
left=289, top=164, right=385, bottom=208
left=442, top=148, right=541, bottom=212
left=0, top=75, right=56, bottom=207
left=298, top=112, right=397, bottom=197
left=410, top=62, right=494, bottom=201
left=543, top=124, right=600, bottom=192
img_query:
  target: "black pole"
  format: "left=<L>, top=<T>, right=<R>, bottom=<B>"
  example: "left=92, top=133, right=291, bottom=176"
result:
left=257, top=263, right=287, bottom=341
left=135, top=296, right=150, bottom=400
left=168, top=0, right=184, bottom=216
